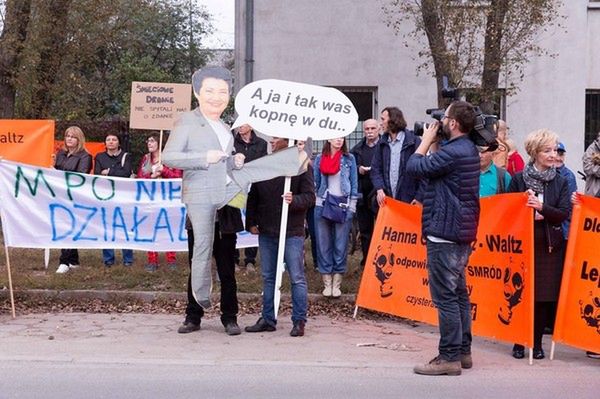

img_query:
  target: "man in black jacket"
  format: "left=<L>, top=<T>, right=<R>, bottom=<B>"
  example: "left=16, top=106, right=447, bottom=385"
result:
left=233, top=124, right=268, bottom=271
left=244, top=137, right=315, bottom=337
left=351, top=118, right=380, bottom=266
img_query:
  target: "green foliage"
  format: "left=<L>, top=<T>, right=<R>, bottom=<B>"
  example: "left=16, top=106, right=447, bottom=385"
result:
left=11, top=0, right=213, bottom=120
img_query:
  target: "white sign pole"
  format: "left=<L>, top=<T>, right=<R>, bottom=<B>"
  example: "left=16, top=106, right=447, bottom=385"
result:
left=3, top=241, right=16, bottom=318
left=44, top=248, right=49, bottom=269
left=273, top=140, right=295, bottom=318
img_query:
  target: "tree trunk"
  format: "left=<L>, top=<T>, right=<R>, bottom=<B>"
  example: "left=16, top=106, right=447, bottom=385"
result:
left=27, top=0, right=73, bottom=118
left=420, top=0, right=454, bottom=107
left=481, top=0, right=510, bottom=114
left=0, top=0, right=32, bottom=118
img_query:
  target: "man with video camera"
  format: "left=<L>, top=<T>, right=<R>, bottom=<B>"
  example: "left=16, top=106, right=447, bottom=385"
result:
left=407, top=100, right=480, bottom=376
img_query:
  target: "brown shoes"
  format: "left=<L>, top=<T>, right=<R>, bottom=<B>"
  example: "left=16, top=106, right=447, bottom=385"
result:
left=414, top=355, right=462, bottom=376
left=177, top=321, right=201, bottom=334
left=460, top=353, right=473, bottom=369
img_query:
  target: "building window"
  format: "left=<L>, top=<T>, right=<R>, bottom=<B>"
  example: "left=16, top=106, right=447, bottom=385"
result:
left=311, top=86, right=377, bottom=154
left=585, top=90, right=600, bottom=149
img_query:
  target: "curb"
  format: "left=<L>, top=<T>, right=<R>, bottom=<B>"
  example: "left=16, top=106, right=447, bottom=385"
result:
left=0, top=289, right=357, bottom=304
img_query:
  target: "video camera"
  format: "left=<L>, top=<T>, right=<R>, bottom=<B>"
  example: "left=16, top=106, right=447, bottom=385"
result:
left=414, top=76, right=499, bottom=151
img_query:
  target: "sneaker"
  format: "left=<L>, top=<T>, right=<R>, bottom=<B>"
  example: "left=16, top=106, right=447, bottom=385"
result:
left=177, top=321, right=201, bottom=334
left=290, top=321, right=305, bottom=337
left=413, top=355, right=462, bottom=376
left=460, top=353, right=473, bottom=369
left=144, top=263, right=158, bottom=272
left=225, top=321, right=242, bottom=336
left=167, top=262, right=177, bottom=271
left=68, top=264, right=80, bottom=269
left=586, top=351, right=600, bottom=359
left=56, top=263, right=70, bottom=274
left=123, top=262, right=133, bottom=267
left=246, top=262, right=256, bottom=273
left=104, top=262, right=114, bottom=268
left=244, top=317, right=276, bottom=333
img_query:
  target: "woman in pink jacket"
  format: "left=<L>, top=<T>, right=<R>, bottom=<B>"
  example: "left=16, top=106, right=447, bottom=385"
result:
left=137, top=134, right=183, bottom=272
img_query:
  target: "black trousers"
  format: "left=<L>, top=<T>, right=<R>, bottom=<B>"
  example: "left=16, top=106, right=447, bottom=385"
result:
left=514, top=301, right=557, bottom=351
left=355, top=203, right=375, bottom=264
left=533, top=301, right=557, bottom=349
left=59, top=249, right=79, bottom=265
left=185, top=222, right=239, bottom=326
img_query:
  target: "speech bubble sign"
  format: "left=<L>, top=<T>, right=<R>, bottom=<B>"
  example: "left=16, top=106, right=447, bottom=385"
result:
left=233, top=79, right=358, bottom=141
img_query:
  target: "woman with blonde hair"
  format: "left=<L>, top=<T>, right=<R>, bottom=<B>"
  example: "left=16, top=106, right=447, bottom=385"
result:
left=507, top=128, right=570, bottom=359
left=54, top=126, right=93, bottom=274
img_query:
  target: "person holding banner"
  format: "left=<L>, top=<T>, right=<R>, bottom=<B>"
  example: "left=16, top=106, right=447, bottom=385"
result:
left=136, top=134, right=183, bottom=272
left=407, top=101, right=480, bottom=376
left=54, top=126, right=93, bottom=274
left=162, top=66, right=308, bottom=316
left=351, top=118, right=380, bottom=266
left=244, top=136, right=315, bottom=336
left=314, top=137, right=358, bottom=298
left=94, top=133, right=135, bottom=267
left=508, top=129, right=570, bottom=360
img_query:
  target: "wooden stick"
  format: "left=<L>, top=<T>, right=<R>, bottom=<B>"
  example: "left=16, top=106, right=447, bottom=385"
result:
left=158, top=130, right=163, bottom=164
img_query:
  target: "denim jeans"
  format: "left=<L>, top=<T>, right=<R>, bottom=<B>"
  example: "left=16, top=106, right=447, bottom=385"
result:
left=259, top=234, right=308, bottom=326
left=102, top=249, right=134, bottom=265
left=426, top=239, right=472, bottom=362
left=314, top=205, right=353, bottom=274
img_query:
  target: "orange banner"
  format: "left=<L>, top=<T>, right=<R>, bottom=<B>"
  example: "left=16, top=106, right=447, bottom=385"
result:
left=54, top=141, right=105, bottom=160
left=356, top=194, right=534, bottom=347
left=0, top=120, right=55, bottom=167
left=554, top=195, right=600, bottom=353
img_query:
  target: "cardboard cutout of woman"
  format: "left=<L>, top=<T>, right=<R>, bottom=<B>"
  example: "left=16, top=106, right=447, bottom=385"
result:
left=163, top=66, right=306, bottom=308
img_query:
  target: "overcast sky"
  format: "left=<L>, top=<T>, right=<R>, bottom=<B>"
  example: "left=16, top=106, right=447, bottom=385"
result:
left=198, top=0, right=234, bottom=49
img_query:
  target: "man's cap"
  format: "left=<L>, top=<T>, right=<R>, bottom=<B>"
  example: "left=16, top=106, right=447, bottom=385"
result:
left=557, top=142, right=566, bottom=153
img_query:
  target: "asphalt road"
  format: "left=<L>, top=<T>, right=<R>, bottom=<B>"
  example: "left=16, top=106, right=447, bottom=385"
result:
left=0, top=313, right=598, bottom=399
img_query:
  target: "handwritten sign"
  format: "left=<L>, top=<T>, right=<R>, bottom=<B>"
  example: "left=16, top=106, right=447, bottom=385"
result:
left=232, top=79, right=358, bottom=141
left=129, top=82, right=192, bottom=130
left=0, top=160, right=187, bottom=251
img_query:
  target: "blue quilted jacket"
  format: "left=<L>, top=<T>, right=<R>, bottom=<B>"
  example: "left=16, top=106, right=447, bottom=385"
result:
left=406, top=135, right=480, bottom=243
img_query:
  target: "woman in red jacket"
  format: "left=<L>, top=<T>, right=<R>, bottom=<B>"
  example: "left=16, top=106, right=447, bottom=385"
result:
left=137, top=134, right=183, bottom=272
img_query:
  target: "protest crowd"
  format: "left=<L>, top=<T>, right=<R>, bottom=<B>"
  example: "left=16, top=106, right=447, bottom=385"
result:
left=3, top=66, right=600, bottom=376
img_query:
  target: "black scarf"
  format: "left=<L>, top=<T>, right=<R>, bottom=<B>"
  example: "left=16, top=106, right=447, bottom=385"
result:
left=522, top=163, right=556, bottom=194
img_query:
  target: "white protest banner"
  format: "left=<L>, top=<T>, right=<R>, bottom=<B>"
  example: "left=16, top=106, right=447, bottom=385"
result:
left=232, top=79, right=358, bottom=140
left=129, top=81, right=192, bottom=130
left=0, top=160, right=188, bottom=251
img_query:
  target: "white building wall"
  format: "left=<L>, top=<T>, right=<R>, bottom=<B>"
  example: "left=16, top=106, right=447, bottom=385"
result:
left=506, top=1, right=594, bottom=183
left=235, top=0, right=600, bottom=188
left=236, top=0, right=438, bottom=124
